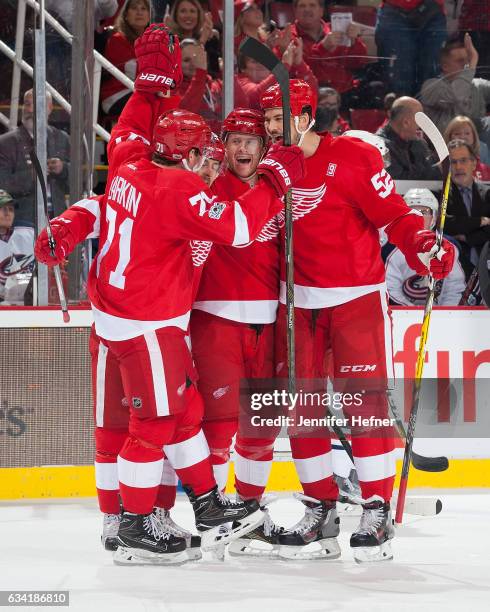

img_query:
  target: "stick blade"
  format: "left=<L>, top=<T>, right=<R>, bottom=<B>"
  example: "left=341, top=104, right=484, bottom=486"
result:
left=412, top=452, right=449, bottom=472
left=415, top=111, right=449, bottom=163
left=239, top=37, right=281, bottom=73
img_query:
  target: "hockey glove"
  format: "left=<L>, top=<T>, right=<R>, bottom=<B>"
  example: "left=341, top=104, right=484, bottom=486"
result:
left=134, top=23, right=183, bottom=94
left=404, top=230, right=455, bottom=280
left=34, top=220, right=76, bottom=266
left=257, top=144, right=305, bottom=198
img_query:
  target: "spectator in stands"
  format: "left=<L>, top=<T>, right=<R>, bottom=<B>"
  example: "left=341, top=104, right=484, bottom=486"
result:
left=0, top=90, right=70, bottom=225
left=386, top=188, right=465, bottom=306
left=316, top=86, right=350, bottom=133
left=166, top=0, right=220, bottom=77
left=459, top=0, right=490, bottom=78
left=234, top=1, right=268, bottom=53
left=0, top=189, right=35, bottom=306
left=420, top=34, right=490, bottom=147
left=100, top=0, right=150, bottom=116
left=376, top=96, right=440, bottom=180
left=375, top=0, right=447, bottom=97
left=46, top=0, right=119, bottom=31
left=444, top=115, right=490, bottom=180
left=177, top=39, right=248, bottom=133
left=237, top=37, right=318, bottom=109
left=444, top=139, right=490, bottom=267
left=287, top=0, right=367, bottom=101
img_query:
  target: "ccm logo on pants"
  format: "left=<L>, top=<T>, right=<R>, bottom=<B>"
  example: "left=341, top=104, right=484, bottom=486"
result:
left=339, top=364, right=377, bottom=373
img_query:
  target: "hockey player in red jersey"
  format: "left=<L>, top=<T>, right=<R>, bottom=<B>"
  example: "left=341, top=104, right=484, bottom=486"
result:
left=34, top=24, right=306, bottom=566
left=254, top=79, right=456, bottom=562
left=196, top=134, right=225, bottom=186
left=187, top=108, right=287, bottom=556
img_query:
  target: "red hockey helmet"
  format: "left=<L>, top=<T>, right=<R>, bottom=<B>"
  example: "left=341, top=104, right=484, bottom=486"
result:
left=221, top=108, right=267, bottom=142
left=153, top=109, right=211, bottom=161
left=203, top=134, right=225, bottom=162
left=260, top=79, right=318, bottom=117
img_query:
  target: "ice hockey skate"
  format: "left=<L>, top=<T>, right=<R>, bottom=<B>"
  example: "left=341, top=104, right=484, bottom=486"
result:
left=153, top=507, right=202, bottom=561
left=278, top=493, right=341, bottom=560
left=350, top=497, right=395, bottom=563
left=101, top=512, right=121, bottom=551
left=228, top=495, right=285, bottom=558
left=184, top=485, right=265, bottom=551
left=113, top=511, right=189, bottom=565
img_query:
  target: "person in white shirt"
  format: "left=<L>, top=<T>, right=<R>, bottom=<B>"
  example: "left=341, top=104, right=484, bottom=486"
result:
left=386, top=188, right=466, bottom=306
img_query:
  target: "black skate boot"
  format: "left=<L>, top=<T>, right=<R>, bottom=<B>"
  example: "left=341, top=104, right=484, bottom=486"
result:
left=183, top=485, right=265, bottom=551
left=278, top=493, right=341, bottom=560
left=101, top=512, right=121, bottom=551
left=350, top=498, right=395, bottom=563
left=113, top=511, right=188, bottom=565
left=228, top=495, right=285, bottom=558
left=153, top=507, right=202, bottom=561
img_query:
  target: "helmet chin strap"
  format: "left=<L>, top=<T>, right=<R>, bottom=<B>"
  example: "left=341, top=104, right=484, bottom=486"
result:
left=294, top=116, right=316, bottom=146
left=182, top=154, right=206, bottom=173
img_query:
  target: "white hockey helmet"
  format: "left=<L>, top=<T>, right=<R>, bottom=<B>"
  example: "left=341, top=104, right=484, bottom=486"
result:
left=343, top=129, right=390, bottom=168
left=403, top=188, right=438, bottom=228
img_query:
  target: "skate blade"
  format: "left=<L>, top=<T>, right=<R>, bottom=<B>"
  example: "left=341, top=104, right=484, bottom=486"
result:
left=228, top=539, right=281, bottom=559
left=200, top=508, right=265, bottom=552
left=186, top=546, right=203, bottom=561
left=353, top=540, right=393, bottom=564
left=279, top=538, right=341, bottom=561
left=113, top=546, right=189, bottom=566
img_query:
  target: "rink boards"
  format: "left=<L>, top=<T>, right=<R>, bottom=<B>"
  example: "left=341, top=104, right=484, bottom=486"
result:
left=0, top=306, right=489, bottom=499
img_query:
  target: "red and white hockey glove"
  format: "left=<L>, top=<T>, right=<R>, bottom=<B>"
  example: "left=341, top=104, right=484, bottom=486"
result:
left=34, top=220, right=76, bottom=266
left=404, top=230, right=455, bottom=280
left=257, top=144, right=305, bottom=197
left=134, top=23, right=183, bottom=94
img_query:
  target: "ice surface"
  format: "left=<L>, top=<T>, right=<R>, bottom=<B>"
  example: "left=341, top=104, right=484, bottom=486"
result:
left=1, top=492, right=489, bottom=612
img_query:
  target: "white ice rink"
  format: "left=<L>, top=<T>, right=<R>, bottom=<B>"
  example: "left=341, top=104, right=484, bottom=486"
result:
left=1, top=491, right=489, bottom=612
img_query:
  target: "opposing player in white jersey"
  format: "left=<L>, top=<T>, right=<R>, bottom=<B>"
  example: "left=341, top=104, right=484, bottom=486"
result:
left=386, top=188, right=466, bottom=306
left=34, top=24, right=306, bottom=565
left=0, top=190, right=34, bottom=305
left=257, top=79, right=455, bottom=562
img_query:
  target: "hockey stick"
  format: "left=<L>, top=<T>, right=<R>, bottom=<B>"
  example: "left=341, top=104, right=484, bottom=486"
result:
left=239, top=37, right=296, bottom=395
left=29, top=150, right=70, bottom=323
left=395, top=112, right=451, bottom=524
left=387, top=392, right=448, bottom=472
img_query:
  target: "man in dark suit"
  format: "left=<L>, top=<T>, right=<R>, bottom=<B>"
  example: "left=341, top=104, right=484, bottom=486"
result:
left=444, top=139, right=490, bottom=268
left=0, top=89, right=70, bottom=225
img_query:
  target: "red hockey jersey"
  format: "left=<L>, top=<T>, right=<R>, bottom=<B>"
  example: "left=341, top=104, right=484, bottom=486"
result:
left=193, top=170, right=280, bottom=323
left=51, top=92, right=283, bottom=340
left=280, top=133, right=424, bottom=308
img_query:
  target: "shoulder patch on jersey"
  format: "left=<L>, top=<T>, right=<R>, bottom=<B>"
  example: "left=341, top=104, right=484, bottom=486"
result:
left=208, top=202, right=226, bottom=220
left=327, top=163, right=337, bottom=177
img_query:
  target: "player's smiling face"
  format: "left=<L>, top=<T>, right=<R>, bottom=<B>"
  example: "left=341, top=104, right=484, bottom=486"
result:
left=264, top=108, right=299, bottom=144
left=225, top=134, right=264, bottom=179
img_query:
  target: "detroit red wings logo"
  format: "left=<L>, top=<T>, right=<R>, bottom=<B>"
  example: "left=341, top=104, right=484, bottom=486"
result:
left=276, top=184, right=326, bottom=228
left=190, top=240, right=212, bottom=267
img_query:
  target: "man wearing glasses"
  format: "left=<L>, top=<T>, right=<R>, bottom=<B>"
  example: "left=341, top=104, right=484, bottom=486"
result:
left=444, top=139, right=490, bottom=268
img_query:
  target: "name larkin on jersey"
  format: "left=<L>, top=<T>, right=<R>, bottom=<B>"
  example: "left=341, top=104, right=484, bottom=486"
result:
left=108, top=175, right=142, bottom=217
